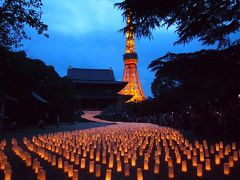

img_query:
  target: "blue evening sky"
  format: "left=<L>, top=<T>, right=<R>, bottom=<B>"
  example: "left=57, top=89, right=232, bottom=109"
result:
left=21, top=0, right=215, bottom=97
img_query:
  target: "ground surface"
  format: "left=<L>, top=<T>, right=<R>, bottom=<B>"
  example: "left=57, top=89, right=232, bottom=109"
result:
left=0, top=111, right=239, bottom=180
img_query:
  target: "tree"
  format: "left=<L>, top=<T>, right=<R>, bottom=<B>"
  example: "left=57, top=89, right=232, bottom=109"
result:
left=148, top=44, right=240, bottom=107
left=0, top=0, right=48, bottom=48
left=0, top=46, right=79, bottom=124
left=115, top=0, right=240, bottom=49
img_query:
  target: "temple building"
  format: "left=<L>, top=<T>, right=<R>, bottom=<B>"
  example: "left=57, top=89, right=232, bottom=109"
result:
left=67, top=67, right=131, bottom=109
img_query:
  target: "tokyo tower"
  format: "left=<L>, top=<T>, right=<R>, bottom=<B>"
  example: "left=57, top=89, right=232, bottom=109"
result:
left=120, top=12, right=145, bottom=102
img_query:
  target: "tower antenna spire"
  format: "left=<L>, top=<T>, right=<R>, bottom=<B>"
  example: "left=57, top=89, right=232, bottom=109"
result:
left=125, top=11, right=135, bottom=53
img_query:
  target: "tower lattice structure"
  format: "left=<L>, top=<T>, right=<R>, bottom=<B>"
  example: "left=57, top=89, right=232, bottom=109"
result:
left=120, top=13, right=145, bottom=102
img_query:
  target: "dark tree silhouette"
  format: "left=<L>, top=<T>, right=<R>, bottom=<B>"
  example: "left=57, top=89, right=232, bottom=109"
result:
left=0, top=0, right=48, bottom=48
left=0, top=46, right=79, bottom=124
left=148, top=44, right=240, bottom=103
left=115, top=0, right=240, bottom=49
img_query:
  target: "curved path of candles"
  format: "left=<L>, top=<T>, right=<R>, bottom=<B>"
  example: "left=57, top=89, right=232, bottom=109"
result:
left=81, top=111, right=114, bottom=123
left=1, top=122, right=240, bottom=180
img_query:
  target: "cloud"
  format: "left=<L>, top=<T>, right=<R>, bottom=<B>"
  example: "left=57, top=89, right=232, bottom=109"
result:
left=42, top=0, right=124, bottom=35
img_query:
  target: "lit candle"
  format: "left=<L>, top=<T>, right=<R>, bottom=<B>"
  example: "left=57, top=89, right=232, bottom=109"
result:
left=124, top=154, right=128, bottom=164
left=80, top=158, right=86, bottom=169
left=167, top=157, right=173, bottom=167
left=77, top=148, right=81, bottom=155
left=233, top=151, right=238, bottom=161
left=102, top=155, right=107, bottom=165
left=205, top=149, right=210, bottom=158
left=224, top=146, right=229, bottom=156
left=224, top=163, right=230, bottom=175
left=35, top=161, right=40, bottom=174
left=68, top=164, right=73, bottom=177
left=117, top=160, right=122, bottom=172
left=137, top=168, right=143, bottom=180
left=176, top=154, right=181, bottom=164
left=48, top=153, right=52, bottom=163
left=121, top=149, right=125, bottom=156
left=220, top=141, right=223, bottom=149
left=205, top=159, right=211, bottom=171
left=215, top=154, right=220, bottom=165
left=89, top=161, right=94, bottom=173
left=183, top=148, right=187, bottom=155
left=4, top=163, right=10, bottom=175
left=66, top=151, right=70, bottom=160
left=44, top=152, right=48, bottom=161
left=116, top=152, right=120, bottom=161
left=131, top=156, right=136, bottom=167
left=70, top=152, right=75, bottom=162
left=108, top=158, right=114, bottom=169
left=197, top=164, right=202, bottom=177
left=37, top=167, right=42, bottom=179
left=4, top=169, right=12, bottom=180
left=192, top=156, right=197, bottom=167
left=51, top=155, right=56, bottom=166
left=38, top=169, right=46, bottom=180
left=144, top=153, right=149, bottom=161
left=73, top=169, right=78, bottom=180
left=181, top=160, right=187, bottom=172
left=105, top=169, right=112, bottom=180
left=83, top=150, right=87, bottom=157
left=26, top=155, right=32, bottom=167
left=200, top=152, right=204, bottom=162
left=0, top=159, right=5, bottom=170
left=32, top=158, right=37, bottom=170
left=168, top=166, right=174, bottom=179
left=215, top=143, right=220, bottom=151
left=96, top=151, right=100, bottom=162
left=232, top=142, right=236, bottom=150
left=229, top=156, right=234, bottom=167
left=154, top=163, right=159, bottom=174
left=144, top=160, right=149, bottom=170
left=58, top=158, right=63, bottom=169
left=210, top=145, right=215, bottom=154
left=155, top=155, right=160, bottom=164
left=58, top=148, right=62, bottom=156
left=165, top=153, right=169, bottom=162
left=193, top=148, right=197, bottom=156
left=90, top=150, right=94, bottom=160
left=64, top=161, right=68, bottom=173
left=95, top=164, right=101, bottom=177
left=75, top=155, right=79, bottom=165
left=218, top=150, right=223, bottom=159
left=187, top=150, right=191, bottom=160
left=124, top=164, right=130, bottom=176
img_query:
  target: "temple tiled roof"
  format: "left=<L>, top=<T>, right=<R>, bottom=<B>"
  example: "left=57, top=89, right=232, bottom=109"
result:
left=67, top=68, right=115, bottom=81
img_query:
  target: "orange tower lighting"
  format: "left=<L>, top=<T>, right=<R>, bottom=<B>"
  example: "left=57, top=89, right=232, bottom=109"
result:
left=120, top=11, right=145, bottom=102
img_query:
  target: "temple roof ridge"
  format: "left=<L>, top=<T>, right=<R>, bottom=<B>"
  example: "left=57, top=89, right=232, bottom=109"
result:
left=67, top=67, right=115, bottom=81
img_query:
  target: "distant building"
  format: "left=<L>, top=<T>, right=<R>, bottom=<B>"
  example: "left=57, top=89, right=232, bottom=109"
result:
left=67, top=67, right=131, bottom=109
left=0, top=89, right=18, bottom=131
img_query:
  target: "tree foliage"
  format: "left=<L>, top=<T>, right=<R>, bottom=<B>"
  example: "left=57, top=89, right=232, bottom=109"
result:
left=0, top=46, right=79, bottom=124
left=115, top=0, right=240, bottom=48
left=0, top=0, right=48, bottom=48
left=148, top=44, right=240, bottom=107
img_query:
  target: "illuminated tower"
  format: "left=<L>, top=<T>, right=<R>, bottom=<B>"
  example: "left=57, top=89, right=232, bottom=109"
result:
left=120, top=12, right=145, bottom=102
